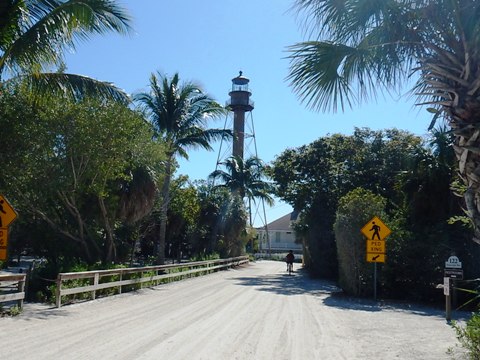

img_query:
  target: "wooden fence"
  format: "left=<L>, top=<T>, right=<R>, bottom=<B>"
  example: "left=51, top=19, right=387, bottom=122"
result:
left=0, top=273, right=26, bottom=309
left=55, top=256, right=249, bottom=308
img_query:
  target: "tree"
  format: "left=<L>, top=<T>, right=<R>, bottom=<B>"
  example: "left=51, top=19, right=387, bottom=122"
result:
left=288, top=0, right=480, bottom=243
left=270, top=128, right=424, bottom=277
left=0, top=85, right=163, bottom=263
left=134, top=72, right=227, bottom=264
left=165, top=176, right=201, bottom=261
left=0, top=0, right=131, bottom=102
left=209, top=155, right=274, bottom=226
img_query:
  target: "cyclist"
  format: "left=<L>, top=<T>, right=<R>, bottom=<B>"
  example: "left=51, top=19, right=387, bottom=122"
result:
left=285, top=250, right=295, bottom=273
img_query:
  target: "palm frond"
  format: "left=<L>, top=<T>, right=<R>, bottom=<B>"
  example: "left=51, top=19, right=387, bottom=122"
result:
left=287, top=41, right=356, bottom=112
left=175, top=127, right=230, bottom=155
left=288, top=0, right=432, bottom=112
left=1, top=0, right=132, bottom=76
left=13, top=71, right=129, bottom=103
left=135, top=71, right=228, bottom=161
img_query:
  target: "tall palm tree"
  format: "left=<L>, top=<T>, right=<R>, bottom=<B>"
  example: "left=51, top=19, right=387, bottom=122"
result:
left=287, top=0, right=480, bottom=243
left=0, top=0, right=131, bottom=102
left=209, top=155, right=274, bottom=226
left=134, top=72, right=228, bottom=264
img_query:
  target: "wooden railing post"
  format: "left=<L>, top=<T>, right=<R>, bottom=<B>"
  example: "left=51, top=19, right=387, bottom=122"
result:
left=56, top=275, right=62, bottom=308
left=119, top=271, right=123, bottom=294
left=92, top=273, right=99, bottom=300
left=17, top=275, right=25, bottom=309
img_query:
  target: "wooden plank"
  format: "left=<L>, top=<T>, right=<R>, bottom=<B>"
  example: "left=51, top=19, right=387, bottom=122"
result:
left=0, top=292, right=25, bottom=302
left=59, top=267, right=215, bottom=296
left=0, top=274, right=26, bottom=282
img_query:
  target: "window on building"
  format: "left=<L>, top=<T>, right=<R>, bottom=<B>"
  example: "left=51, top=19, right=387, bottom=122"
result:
left=275, top=232, right=281, bottom=242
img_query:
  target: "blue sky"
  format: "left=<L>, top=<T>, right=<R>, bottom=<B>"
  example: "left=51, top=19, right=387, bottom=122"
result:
left=64, top=0, right=431, bottom=226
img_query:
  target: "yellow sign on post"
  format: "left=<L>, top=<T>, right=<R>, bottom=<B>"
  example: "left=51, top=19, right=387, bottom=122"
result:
left=0, top=227, right=8, bottom=261
left=367, top=240, right=385, bottom=254
left=366, top=253, right=386, bottom=263
left=362, top=216, right=390, bottom=264
left=361, top=216, right=391, bottom=241
left=0, top=195, right=17, bottom=228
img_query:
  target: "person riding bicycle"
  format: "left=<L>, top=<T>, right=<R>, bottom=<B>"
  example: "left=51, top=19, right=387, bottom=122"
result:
left=285, top=250, right=295, bottom=272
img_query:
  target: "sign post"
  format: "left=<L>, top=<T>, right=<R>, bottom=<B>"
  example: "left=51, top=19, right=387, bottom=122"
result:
left=444, top=277, right=451, bottom=321
left=443, top=256, right=462, bottom=321
left=361, top=216, right=391, bottom=301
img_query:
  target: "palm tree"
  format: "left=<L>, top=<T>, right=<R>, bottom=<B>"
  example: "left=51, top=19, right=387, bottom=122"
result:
left=0, top=0, right=131, bottom=102
left=287, top=0, right=480, bottom=243
left=134, top=72, right=228, bottom=264
left=209, top=155, right=274, bottom=226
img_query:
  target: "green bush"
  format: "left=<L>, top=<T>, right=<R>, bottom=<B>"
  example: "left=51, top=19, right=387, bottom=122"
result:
left=189, top=252, right=220, bottom=262
left=9, top=305, right=22, bottom=316
left=334, top=188, right=387, bottom=297
left=451, top=312, right=480, bottom=359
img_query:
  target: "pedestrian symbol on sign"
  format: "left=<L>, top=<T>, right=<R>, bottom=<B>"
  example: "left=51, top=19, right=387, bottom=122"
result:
left=0, top=200, right=6, bottom=227
left=361, top=216, right=391, bottom=241
left=0, top=195, right=17, bottom=228
left=369, top=221, right=381, bottom=240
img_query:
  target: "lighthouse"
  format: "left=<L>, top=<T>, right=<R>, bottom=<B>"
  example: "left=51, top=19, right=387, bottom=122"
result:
left=226, top=71, right=254, bottom=160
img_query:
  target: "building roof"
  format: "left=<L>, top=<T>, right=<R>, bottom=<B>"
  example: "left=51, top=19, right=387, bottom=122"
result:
left=258, top=211, right=299, bottom=231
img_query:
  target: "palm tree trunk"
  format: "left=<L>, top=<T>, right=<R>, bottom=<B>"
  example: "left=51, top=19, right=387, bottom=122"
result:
left=451, top=113, right=480, bottom=244
left=157, top=158, right=172, bottom=265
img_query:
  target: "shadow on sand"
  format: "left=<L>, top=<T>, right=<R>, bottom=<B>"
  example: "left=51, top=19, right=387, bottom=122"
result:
left=232, top=267, right=468, bottom=320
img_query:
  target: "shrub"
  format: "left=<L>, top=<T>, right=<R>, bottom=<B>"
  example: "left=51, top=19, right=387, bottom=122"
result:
left=451, top=312, right=480, bottom=359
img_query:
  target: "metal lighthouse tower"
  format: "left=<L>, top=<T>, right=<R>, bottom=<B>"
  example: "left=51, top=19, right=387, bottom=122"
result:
left=227, top=71, right=254, bottom=159
left=214, top=71, right=270, bottom=253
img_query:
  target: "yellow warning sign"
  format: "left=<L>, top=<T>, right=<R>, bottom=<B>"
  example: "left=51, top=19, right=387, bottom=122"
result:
left=366, top=253, right=385, bottom=263
left=366, top=240, right=385, bottom=254
left=361, top=216, right=391, bottom=240
left=0, top=227, right=8, bottom=261
left=0, top=195, right=17, bottom=228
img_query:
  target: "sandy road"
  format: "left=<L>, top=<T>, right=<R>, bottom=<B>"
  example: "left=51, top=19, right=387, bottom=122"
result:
left=1, top=261, right=462, bottom=360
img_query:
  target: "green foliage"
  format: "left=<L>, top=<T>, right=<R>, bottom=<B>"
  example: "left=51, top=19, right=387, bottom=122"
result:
left=451, top=313, right=480, bottom=359
left=133, top=71, right=228, bottom=264
left=190, top=252, right=220, bottom=262
left=271, top=128, right=423, bottom=278
left=0, top=85, right=164, bottom=264
left=166, top=177, right=201, bottom=259
left=287, top=0, right=480, bottom=252
left=210, top=155, right=274, bottom=209
left=215, top=195, right=248, bottom=258
left=334, top=188, right=387, bottom=296
left=0, top=303, right=21, bottom=317
left=187, top=182, right=245, bottom=258
left=0, top=0, right=131, bottom=102
left=381, top=127, right=474, bottom=302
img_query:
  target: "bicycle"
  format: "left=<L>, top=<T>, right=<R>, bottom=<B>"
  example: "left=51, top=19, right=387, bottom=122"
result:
left=287, top=262, right=293, bottom=275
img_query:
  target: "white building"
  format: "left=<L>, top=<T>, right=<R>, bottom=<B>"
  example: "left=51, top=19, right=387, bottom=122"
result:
left=257, top=212, right=302, bottom=253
